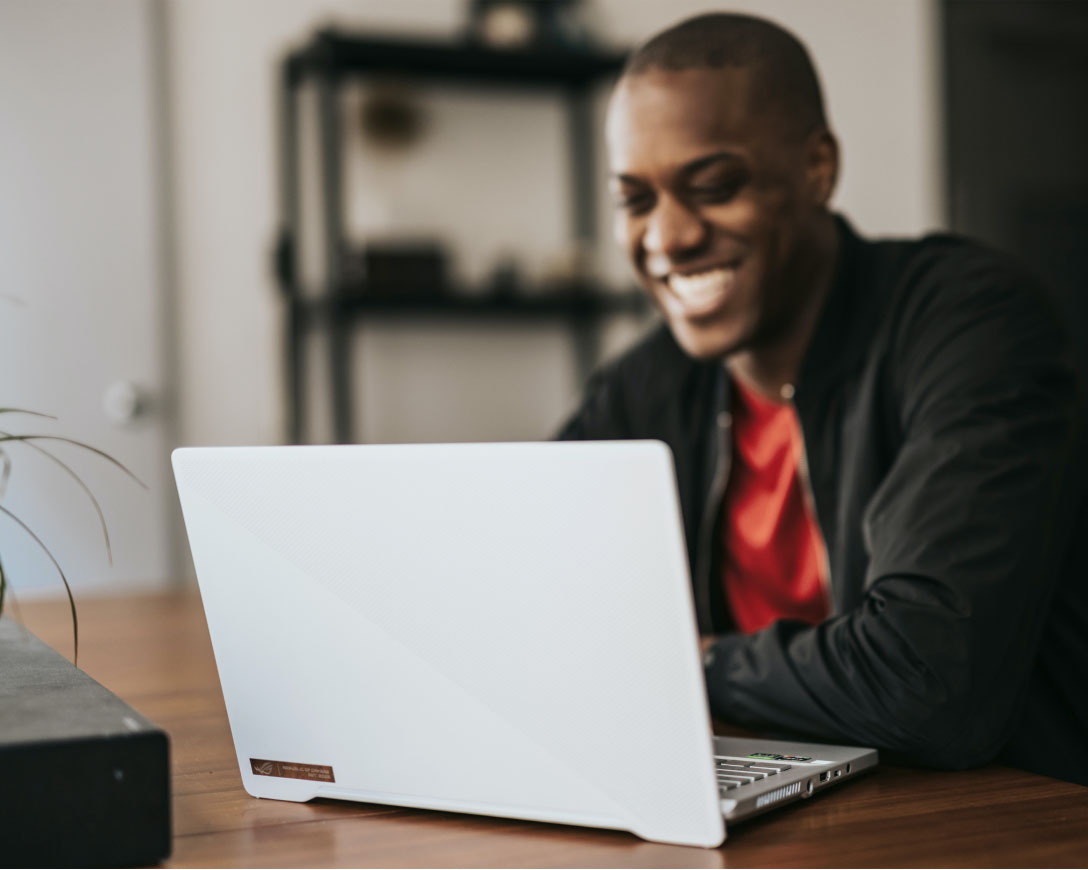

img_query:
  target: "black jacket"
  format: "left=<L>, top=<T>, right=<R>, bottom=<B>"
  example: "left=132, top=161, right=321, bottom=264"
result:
left=559, top=217, right=1088, bottom=786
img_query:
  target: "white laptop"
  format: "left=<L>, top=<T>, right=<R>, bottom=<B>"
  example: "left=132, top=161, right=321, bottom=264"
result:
left=172, top=441, right=876, bottom=848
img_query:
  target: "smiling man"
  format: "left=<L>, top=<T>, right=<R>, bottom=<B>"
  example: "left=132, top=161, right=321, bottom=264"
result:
left=559, top=13, right=1088, bottom=785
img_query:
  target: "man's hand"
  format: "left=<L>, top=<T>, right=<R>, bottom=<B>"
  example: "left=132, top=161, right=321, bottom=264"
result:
left=699, top=635, right=718, bottom=657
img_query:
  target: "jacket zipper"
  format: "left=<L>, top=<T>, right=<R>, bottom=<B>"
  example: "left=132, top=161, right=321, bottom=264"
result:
left=795, top=422, right=833, bottom=609
left=693, top=408, right=732, bottom=634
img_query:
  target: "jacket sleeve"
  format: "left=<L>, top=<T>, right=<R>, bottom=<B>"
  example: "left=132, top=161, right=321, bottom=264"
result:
left=704, top=264, right=1085, bottom=769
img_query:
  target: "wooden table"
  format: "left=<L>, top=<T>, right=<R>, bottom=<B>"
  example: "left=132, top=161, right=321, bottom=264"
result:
left=15, top=593, right=1088, bottom=867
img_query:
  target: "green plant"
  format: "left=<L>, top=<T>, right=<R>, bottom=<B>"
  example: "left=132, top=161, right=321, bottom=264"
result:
left=0, top=408, right=144, bottom=664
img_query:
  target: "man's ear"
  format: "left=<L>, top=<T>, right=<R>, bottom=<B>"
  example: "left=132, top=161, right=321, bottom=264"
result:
left=806, top=128, right=839, bottom=207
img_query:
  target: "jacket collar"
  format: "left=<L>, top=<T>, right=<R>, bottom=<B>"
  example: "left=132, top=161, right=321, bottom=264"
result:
left=796, top=214, right=873, bottom=399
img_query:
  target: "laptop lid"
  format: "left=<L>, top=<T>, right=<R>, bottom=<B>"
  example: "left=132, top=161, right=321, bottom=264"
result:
left=173, top=442, right=725, bottom=847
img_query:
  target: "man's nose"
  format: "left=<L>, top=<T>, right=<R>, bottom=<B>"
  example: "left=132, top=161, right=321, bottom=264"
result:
left=642, top=194, right=706, bottom=267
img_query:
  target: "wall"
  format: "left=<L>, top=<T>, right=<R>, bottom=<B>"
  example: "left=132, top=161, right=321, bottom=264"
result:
left=0, top=0, right=174, bottom=595
left=167, top=0, right=944, bottom=450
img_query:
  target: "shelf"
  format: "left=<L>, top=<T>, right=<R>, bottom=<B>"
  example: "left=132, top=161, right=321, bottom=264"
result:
left=287, top=29, right=627, bottom=89
left=293, top=289, right=649, bottom=322
left=277, top=27, right=632, bottom=443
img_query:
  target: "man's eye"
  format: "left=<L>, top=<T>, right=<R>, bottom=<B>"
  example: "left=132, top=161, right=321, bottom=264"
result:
left=689, top=178, right=745, bottom=203
left=614, top=192, right=654, bottom=214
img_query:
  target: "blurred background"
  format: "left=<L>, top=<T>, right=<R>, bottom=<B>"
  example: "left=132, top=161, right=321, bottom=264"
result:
left=0, top=0, right=1083, bottom=597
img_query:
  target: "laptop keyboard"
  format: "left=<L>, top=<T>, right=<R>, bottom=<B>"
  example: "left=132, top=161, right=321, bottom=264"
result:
left=715, top=755, right=793, bottom=794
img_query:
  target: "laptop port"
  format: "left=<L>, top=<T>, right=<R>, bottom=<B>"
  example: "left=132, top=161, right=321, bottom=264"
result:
left=846, top=763, right=852, bottom=773
left=834, top=768, right=842, bottom=777
left=819, top=771, right=830, bottom=783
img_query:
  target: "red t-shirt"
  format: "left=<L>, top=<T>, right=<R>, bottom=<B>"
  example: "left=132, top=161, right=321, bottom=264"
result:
left=722, top=377, right=830, bottom=634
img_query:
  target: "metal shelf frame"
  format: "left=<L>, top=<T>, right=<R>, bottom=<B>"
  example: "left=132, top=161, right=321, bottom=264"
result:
left=274, top=30, right=633, bottom=443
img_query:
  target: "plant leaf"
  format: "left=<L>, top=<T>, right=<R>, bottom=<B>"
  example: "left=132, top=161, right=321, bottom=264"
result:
left=0, top=434, right=146, bottom=490
left=0, top=568, right=29, bottom=641
left=4, top=587, right=28, bottom=635
left=0, top=429, right=113, bottom=564
left=0, top=447, right=9, bottom=500
left=0, top=503, right=78, bottom=665
left=0, top=409, right=57, bottom=419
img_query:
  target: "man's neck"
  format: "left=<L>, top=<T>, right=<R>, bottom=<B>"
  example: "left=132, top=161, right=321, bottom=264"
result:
left=727, top=214, right=840, bottom=402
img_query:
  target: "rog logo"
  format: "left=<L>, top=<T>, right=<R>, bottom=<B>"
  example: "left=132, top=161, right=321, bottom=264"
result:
left=249, top=757, right=334, bottom=782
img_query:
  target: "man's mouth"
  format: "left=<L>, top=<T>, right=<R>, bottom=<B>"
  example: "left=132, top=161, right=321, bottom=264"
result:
left=662, top=265, right=738, bottom=318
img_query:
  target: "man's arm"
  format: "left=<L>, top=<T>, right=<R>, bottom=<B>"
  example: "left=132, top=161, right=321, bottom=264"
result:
left=704, top=265, right=1084, bottom=768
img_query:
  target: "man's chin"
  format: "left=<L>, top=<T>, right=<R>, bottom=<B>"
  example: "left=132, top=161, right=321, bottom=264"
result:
left=668, top=319, right=750, bottom=362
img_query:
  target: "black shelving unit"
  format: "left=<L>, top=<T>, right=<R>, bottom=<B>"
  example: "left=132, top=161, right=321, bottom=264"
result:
left=274, top=29, right=643, bottom=444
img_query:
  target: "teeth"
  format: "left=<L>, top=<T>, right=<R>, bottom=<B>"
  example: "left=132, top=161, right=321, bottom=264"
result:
left=667, top=267, right=736, bottom=302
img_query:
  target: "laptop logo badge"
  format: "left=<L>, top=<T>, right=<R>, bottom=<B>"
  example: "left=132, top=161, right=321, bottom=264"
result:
left=250, top=758, right=336, bottom=782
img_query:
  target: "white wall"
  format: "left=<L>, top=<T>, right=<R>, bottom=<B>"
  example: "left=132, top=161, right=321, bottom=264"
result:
left=0, top=0, right=175, bottom=595
left=167, top=0, right=944, bottom=450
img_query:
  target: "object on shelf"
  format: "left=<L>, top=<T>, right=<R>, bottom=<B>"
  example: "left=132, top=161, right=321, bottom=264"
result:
left=539, top=240, right=596, bottom=291
left=342, top=240, right=449, bottom=298
left=359, top=83, right=428, bottom=151
left=486, top=254, right=523, bottom=298
left=467, top=0, right=594, bottom=50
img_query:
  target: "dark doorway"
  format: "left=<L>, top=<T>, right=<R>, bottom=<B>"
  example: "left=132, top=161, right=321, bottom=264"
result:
left=944, top=0, right=1088, bottom=376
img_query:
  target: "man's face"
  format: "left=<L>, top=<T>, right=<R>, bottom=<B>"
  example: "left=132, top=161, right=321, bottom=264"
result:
left=607, top=66, right=834, bottom=360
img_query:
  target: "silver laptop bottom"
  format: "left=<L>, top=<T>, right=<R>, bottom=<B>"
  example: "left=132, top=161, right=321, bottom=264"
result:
left=711, top=736, right=878, bottom=822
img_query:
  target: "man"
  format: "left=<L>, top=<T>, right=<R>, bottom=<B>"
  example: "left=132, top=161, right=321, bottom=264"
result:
left=560, top=13, right=1088, bottom=786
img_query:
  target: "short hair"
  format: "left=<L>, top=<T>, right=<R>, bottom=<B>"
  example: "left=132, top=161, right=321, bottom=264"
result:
left=623, top=13, right=827, bottom=137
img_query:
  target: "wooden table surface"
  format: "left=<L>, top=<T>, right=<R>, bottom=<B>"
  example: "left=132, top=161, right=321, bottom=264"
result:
left=14, top=592, right=1088, bottom=868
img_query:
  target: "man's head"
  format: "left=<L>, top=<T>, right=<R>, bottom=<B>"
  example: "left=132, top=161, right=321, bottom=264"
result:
left=607, top=13, right=839, bottom=361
